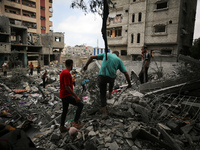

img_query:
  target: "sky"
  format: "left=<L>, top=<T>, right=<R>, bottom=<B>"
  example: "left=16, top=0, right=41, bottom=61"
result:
left=52, top=0, right=200, bottom=48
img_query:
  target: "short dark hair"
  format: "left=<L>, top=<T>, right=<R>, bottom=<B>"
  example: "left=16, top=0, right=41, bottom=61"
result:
left=113, top=51, right=119, bottom=55
left=143, top=45, right=147, bottom=49
left=65, top=59, right=73, bottom=67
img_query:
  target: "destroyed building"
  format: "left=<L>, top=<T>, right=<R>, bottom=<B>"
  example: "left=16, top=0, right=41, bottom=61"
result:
left=0, top=16, right=64, bottom=67
left=107, top=0, right=198, bottom=61
left=0, top=55, right=200, bottom=150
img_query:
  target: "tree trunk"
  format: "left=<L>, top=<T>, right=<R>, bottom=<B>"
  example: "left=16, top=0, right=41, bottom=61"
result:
left=101, top=0, right=109, bottom=60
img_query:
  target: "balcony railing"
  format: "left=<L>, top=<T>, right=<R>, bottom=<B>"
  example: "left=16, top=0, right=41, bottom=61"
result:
left=22, top=1, right=36, bottom=8
left=107, top=16, right=123, bottom=25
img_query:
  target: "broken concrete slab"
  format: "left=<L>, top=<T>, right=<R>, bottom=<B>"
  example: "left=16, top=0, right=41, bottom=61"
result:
left=158, top=125, right=182, bottom=150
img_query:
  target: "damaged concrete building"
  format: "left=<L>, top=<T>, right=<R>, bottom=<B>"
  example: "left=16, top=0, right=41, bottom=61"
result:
left=0, top=0, right=64, bottom=67
left=107, top=0, right=197, bottom=61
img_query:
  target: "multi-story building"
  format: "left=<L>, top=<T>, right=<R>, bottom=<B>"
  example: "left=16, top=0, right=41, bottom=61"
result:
left=0, top=0, right=53, bottom=34
left=63, top=45, right=93, bottom=57
left=107, top=0, right=197, bottom=61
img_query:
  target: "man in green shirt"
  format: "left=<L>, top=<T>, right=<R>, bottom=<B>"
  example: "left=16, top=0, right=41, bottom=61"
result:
left=83, top=51, right=132, bottom=118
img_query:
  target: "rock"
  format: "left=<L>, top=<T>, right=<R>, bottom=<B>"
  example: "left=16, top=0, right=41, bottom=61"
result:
left=108, top=141, right=119, bottom=150
left=132, top=145, right=139, bottom=150
left=115, top=131, right=123, bottom=137
left=88, top=131, right=96, bottom=136
left=104, top=136, right=112, bottom=143
left=50, top=134, right=60, bottom=141
left=124, top=132, right=133, bottom=139
left=126, top=139, right=134, bottom=146
left=116, top=138, right=124, bottom=144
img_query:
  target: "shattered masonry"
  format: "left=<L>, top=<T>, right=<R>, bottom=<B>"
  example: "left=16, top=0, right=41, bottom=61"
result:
left=0, top=57, right=200, bottom=150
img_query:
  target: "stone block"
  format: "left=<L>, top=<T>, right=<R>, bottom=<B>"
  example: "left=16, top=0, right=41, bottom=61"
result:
left=166, top=119, right=181, bottom=134
left=132, top=146, right=139, bottom=150
left=126, top=139, right=134, bottom=146
left=124, top=132, right=133, bottom=139
left=109, top=141, right=119, bottom=150
left=132, top=103, right=150, bottom=123
left=158, top=125, right=182, bottom=150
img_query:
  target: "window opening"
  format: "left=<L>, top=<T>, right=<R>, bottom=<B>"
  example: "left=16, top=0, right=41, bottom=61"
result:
left=138, top=12, right=142, bottom=22
left=132, top=14, right=135, bottom=22
left=155, top=25, right=166, bottom=33
left=131, top=34, right=134, bottom=43
left=137, top=33, right=140, bottom=43
left=157, top=2, right=167, bottom=9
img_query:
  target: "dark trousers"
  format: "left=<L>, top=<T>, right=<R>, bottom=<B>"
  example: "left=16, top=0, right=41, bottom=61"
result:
left=98, top=75, right=115, bottom=107
left=30, top=69, right=33, bottom=75
left=60, top=96, right=84, bottom=126
left=3, top=71, right=7, bottom=76
left=43, top=78, right=46, bottom=88
left=139, top=67, right=149, bottom=84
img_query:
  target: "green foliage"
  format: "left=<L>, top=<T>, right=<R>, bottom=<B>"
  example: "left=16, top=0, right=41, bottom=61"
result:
left=190, top=38, right=200, bottom=60
left=65, top=53, right=71, bottom=56
left=71, top=0, right=115, bottom=15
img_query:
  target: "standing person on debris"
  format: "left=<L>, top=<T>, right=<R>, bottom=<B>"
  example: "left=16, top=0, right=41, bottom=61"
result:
left=139, top=45, right=154, bottom=84
left=81, top=78, right=89, bottom=93
left=72, top=71, right=76, bottom=87
left=59, top=59, right=84, bottom=132
left=83, top=51, right=132, bottom=119
left=29, top=62, right=34, bottom=75
left=36, top=64, right=41, bottom=74
left=42, top=70, right=48, bottom=88
left=2, top=62, right=8, bottom=77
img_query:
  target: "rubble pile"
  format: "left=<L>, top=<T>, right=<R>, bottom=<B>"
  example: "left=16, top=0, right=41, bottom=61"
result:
left=0, top=62, right=200, bottom=150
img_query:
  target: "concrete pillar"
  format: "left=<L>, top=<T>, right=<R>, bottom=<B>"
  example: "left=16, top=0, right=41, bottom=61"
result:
left=24, top=53, right=27, bottom=67
left=16, top=35, right=20, bottom=43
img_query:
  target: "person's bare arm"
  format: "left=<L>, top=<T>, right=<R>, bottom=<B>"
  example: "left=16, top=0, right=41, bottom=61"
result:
left=123, top=72, right=132, bottom=88
left=65, top=85, right=81, bottom=103
left=83, top=55, right=98, bottom=70
left=152, top=51, right=155, bottom=58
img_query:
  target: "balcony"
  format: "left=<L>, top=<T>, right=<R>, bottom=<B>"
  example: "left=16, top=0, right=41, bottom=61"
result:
left=5, top=1, right=21, bottom=9
left=107, top=15, right=123, bottom=26
left=4, top=12, right=21, bottom=21
left=21, top=15, right=36, bottom=23
left=22, top=0, right=36, bottom=8
left=28, top=28, right=37, bottom=33
left=22, top=5, right=36, bottom=13
left=107, top=36, right=127, bottom=46
left=28, top=0, right=36, bottom=2
left=49, top=21, right=53, bottom=27
left=49, top=7, right=53, bottom=13
left=49, top=12, right=52, bottom=18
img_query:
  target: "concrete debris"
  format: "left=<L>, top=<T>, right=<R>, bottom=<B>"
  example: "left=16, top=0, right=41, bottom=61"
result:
left=0, top=63, right=200, bottom=150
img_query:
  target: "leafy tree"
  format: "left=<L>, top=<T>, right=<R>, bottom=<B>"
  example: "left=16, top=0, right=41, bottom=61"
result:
left=190, top=38, right=200, bottom=60
left=71, top=0, right=115, bottom=60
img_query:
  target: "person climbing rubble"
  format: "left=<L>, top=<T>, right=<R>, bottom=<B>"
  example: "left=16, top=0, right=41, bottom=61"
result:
left=36, top=63, right=41, bottom=74
left=42, top=70, right=48, bottom=88
left=2, top=62, right=8, bottom=77
left=59, top=59, right=84, bottom=132
left=139, top=45, right=154, bottom=84
left=29, top=62, right=34, bottom=75
left=83, top=51, right=132, bottom=119
left=81, top=78, right=89, bottom=93
left=71, top=70, right=76, bottom=87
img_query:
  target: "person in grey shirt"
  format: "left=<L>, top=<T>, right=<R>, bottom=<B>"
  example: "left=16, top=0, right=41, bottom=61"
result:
left=139, top=45, right=154, bottom=83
